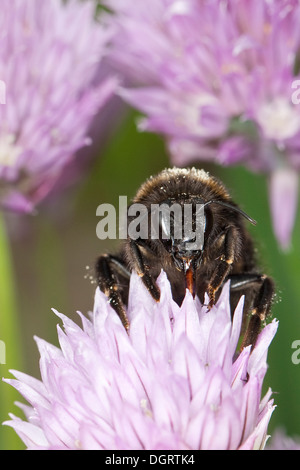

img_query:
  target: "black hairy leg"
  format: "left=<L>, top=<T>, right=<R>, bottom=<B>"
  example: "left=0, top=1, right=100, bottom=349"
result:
left=229, top=273, right=275, bottom=349
left=127, top=239, right=161, bottom=302
left=95, top=254, right=130, bottom=331
left=207, top=225, right=241, bottom=309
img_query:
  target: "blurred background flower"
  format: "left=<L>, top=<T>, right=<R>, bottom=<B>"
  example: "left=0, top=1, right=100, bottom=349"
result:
left=0, top=0, right=118, bottom=213
left=266, top=428, right=300, bottom=450
left=105, top=0, right=300, bottom=250
left=3, top=273, right=278, bottom=450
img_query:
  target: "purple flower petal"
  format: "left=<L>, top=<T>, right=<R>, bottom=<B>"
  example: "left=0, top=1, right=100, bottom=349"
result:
left=268, top=167, right=299, bottom=250
left=3, top=272, right=278, bottom=450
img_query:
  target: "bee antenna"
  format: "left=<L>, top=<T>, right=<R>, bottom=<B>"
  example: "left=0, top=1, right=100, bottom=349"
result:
left=204, top=200, right=257, bottom=225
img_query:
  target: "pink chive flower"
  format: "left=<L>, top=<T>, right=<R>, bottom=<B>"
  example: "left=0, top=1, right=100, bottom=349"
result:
left=0, top=0, right=117, bottom=213
left=3, top=272, right=278, bottom=450
left=266, top=428, right=300, bottom=450
left=105, top=0, right=300, bottom=249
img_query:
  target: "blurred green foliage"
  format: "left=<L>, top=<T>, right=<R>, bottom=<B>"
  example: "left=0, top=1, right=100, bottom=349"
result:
left=0, top=110, right=300, bottom=449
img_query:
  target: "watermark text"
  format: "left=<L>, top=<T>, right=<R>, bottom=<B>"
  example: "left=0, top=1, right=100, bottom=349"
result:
left=96, top=196, right=205, bottom=250
left=0, top=80, right=6, bottom=104
left=291, top=340, right=300, bottom=364
left=0, top=340, right=6, bottom=364
left=291, top=80, right=300, bottom=104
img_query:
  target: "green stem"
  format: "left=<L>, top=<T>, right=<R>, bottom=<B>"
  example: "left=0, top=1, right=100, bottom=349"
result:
left=0, top=213, right=24, bottom=449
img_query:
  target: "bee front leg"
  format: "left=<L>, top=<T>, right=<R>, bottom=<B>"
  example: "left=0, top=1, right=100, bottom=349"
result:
left=239, top=275, right=275, bottom=349
left=128, top=239, right=161, bottom=302
left=207, top=226, right=239, bottom=310
left=95, top=254, right=130, bottom=331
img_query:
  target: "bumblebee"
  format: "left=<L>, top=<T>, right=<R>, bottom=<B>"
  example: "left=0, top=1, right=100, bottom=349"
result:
left=96, top=167, right=274, bottom=348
